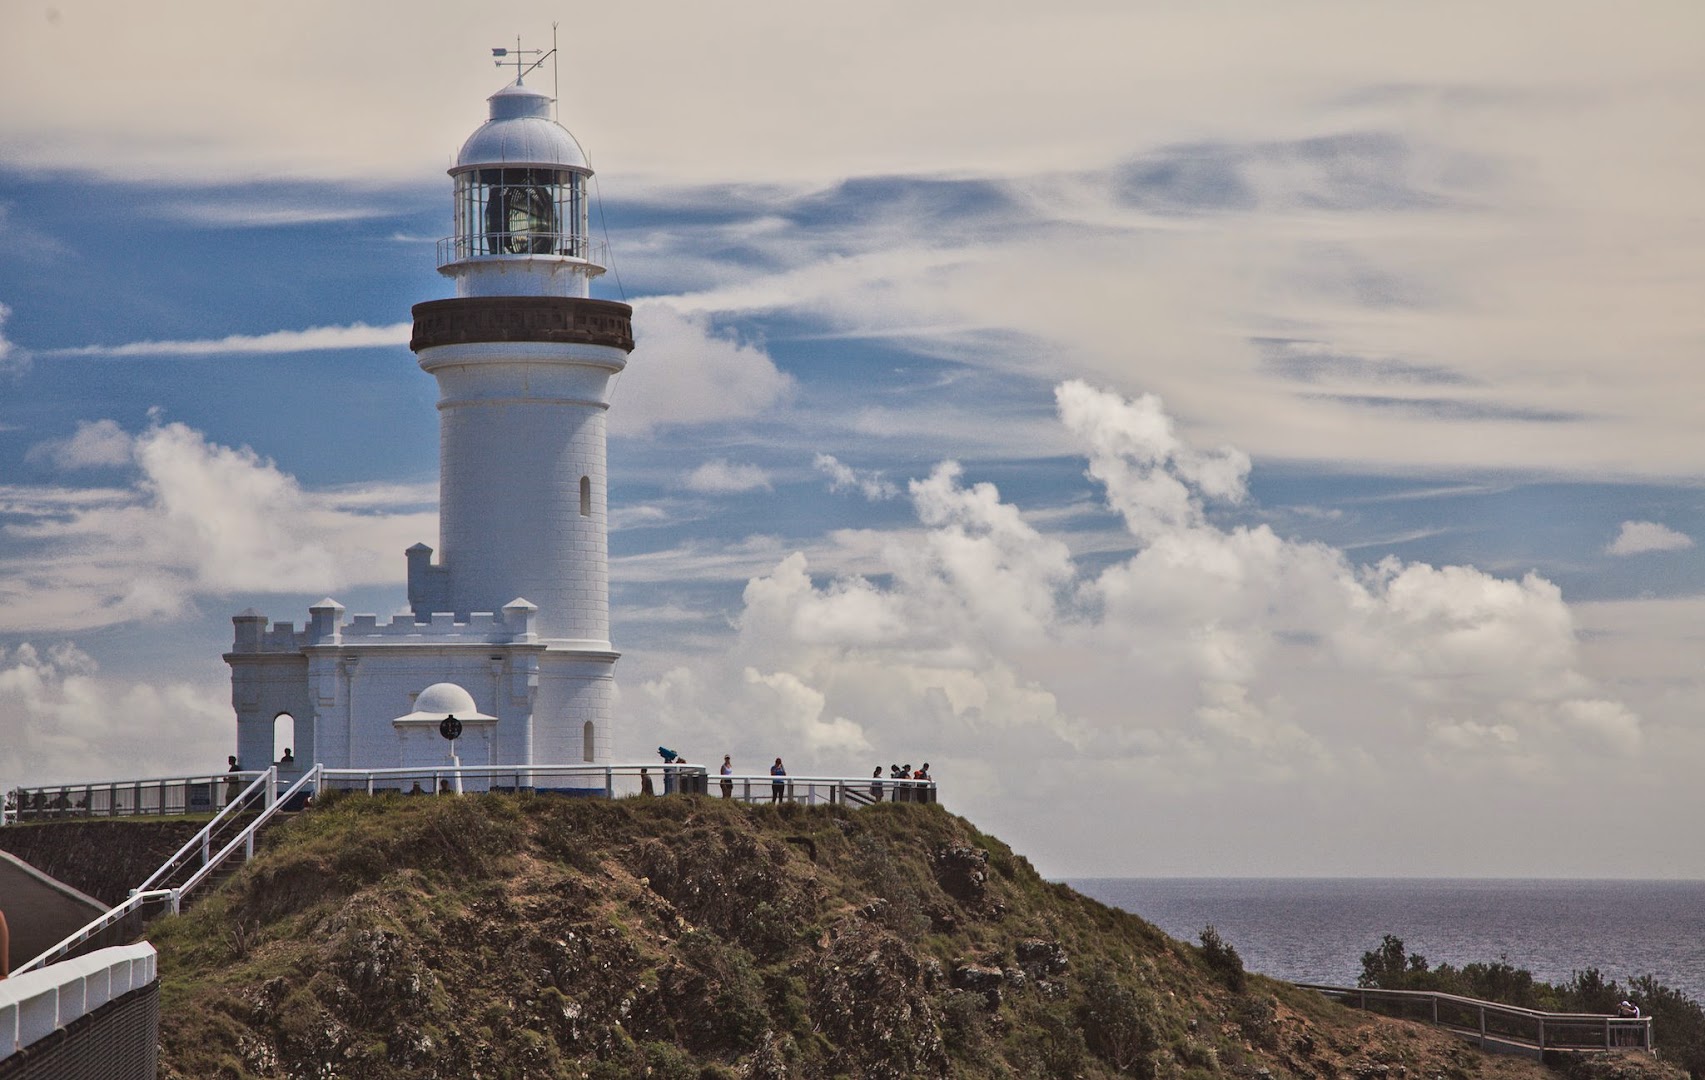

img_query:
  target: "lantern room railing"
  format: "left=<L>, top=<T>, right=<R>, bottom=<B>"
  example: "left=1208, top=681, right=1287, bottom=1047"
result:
left=436, top=233, right=607, bottom=269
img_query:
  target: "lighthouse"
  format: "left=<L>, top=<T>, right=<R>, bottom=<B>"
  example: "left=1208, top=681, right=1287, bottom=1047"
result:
left=225, top=75, right=633, bottom=780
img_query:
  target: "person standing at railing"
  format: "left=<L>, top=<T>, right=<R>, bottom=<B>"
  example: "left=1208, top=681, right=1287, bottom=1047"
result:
left=870, top=766, right=884, bottom=802
left=720, top=755, right=734, bottom=799
left=915, top=762, right=933, bottom=803
left=770, top=758, right=787, bottom=804
left=640, top=768, right=654, bottom=797
left=225, top=755, right=242, bottom=804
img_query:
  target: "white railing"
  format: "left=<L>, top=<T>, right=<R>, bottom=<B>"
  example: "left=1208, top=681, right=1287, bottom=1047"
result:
left=14, top=767, right=320, bottom=976
left=1300, top=984, right=1654, bottom=1054
left=5, top=771, right=269, bottom=823
left=313, top=763, right=938, bottom=806
left=436, top=233, right=608, bottom=268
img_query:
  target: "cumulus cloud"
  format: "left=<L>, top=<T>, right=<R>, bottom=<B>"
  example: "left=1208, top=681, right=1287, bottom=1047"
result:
left=0, top=641, right=229, bottom=793
left=629, top=382, right=1641, bottom=871
left=26, top=418, right=134, bottom=468
left=814, top=453, right=899, bottom=501
left=608, top=303, right=793, bottom=435
left=682, top=460, right=772, bottom=494
left=0, top=418, right=434, bottom=632
left=1606, top=520, right=1693, bottom=556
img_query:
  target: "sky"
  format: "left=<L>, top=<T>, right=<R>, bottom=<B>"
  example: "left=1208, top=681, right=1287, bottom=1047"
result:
left=1, top=0, right=1702, bottom=878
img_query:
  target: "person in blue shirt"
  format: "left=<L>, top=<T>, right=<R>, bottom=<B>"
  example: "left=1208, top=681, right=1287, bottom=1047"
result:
left=770, top=757, right=787, bottom=804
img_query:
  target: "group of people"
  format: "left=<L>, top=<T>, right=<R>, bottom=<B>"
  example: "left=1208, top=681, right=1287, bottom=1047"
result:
left=870, top=762, right=934, bottom=803
left=636, top=755, right=931, bottom=806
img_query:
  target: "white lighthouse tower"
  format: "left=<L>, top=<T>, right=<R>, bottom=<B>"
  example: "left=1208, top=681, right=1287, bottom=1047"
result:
left=226, top=74, right=633, bottom=780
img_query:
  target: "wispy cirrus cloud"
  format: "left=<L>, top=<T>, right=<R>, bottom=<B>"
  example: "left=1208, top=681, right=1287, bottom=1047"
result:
left=42, top=321, right=412, bottom=359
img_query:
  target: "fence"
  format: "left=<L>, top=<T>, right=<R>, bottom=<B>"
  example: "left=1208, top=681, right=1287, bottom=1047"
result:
left=1300, top=984, right=1654, bottom=1055
left=313, top=764, right=938, bottom=807
left=4, top=772, right=268, bottom=823
left=8, top=766, right=939, bottom=823
left=12, top=768, right=320, bottom=976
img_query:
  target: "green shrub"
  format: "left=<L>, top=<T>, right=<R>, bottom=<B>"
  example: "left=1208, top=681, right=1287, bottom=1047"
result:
left=1198, top=925, right=1246, bottom=992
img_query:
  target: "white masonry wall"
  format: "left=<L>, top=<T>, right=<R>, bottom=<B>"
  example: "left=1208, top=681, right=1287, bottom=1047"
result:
left=420, top=340, right=624, bottom=647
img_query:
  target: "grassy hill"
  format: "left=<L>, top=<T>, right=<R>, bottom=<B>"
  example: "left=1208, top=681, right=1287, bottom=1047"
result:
left=142, top=792, right=1655, bottom=1079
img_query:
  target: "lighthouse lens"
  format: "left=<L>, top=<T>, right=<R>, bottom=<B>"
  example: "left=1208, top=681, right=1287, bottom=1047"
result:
left=481, top=168, right=560, bottom=255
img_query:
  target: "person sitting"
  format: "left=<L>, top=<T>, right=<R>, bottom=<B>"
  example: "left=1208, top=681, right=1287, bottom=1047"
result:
left=279, top=747, right=295, bottom=766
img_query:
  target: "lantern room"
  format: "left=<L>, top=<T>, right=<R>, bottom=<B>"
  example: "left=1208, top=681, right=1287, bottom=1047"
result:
left=438, top=80, right=603, bottom=297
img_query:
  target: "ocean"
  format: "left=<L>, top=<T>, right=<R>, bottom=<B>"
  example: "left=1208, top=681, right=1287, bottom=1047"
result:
left=1067, top=878, right=1705, bottom=1004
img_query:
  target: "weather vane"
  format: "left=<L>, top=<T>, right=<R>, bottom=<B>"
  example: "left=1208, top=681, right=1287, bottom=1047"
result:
left=491, top=32, right=554, bottom=84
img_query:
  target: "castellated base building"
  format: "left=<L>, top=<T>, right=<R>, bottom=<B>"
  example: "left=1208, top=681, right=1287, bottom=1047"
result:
left=226, top=77, right=633, bottom=784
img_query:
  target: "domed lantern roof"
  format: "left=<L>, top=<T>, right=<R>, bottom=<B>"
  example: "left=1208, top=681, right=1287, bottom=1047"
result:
left=454, top=81, right=589, bottom=173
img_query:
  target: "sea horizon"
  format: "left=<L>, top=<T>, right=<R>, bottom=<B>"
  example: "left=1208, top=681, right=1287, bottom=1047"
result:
left=1065, top=876, right=1705, bottom=1004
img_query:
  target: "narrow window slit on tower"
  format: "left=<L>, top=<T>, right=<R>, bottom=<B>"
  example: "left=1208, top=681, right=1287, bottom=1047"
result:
left=582, top=720, right=595, bottom=762
left=579, top=475, right=591, bottom=516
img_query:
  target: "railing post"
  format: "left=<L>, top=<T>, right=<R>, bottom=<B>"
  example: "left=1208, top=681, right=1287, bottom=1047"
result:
left=1537, top=1016, right=1545, bottom=1051
left=605, top=768, right=613, bottom=799
left=1479, top=1005, right=1487, bottom=1048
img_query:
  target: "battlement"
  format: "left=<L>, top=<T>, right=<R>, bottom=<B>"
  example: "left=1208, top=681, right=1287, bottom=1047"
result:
left=230, top=597, right=540, bottom=654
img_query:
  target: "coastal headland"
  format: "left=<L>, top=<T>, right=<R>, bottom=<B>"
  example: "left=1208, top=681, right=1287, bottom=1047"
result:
left=1, top=796, right=1683, bottom=1079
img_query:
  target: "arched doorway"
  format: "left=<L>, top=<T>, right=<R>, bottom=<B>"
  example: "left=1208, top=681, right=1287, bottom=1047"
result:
left=273, top=712, right=297, bottom=766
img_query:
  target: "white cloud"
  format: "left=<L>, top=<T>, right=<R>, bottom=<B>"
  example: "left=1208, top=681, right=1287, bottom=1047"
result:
left=44, top=321, right=412, bottom=358
left=1606, top=520, right=1694, bottom=556
left=0, top=301, right=21, bottom=372
left=27, top=419, right=134, bottom=469
left=814, top=453, right=898, bottom=501
left=0, top=418, right=434, bottom=632
left=682, top=459, right=772, bottom=494
left=607, top=302, right=793, bottom=435
left=0, top=641, right=229, bottom=795
left=626, top=382, right=1644, bottom=873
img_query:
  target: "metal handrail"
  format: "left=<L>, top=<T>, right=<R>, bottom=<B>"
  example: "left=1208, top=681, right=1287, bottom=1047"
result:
left=174, top=765, right=320, bottom=897
left=6, top=771, right=268, bottom=823
left=133, top=768, right=276, bottom=894
left=14, top=890, right=176, bottom=975
left=12, top=767, right=322, bottom=976
left=1300, top=983, right=1655, bottom=1053
left=436, top=233, right=608, bottom=268
left=313, top=764, right=938, bottom=806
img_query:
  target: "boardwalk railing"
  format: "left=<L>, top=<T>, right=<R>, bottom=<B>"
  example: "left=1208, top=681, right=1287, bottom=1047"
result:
left=1300, top=984, right=1654, bottom=1055
left=13, top=767, right=320, bottom=976
left=5, top=771, right=270, bottom=823
left=314, top=764, right=938, bottom=806
left=9, top=765, right=939, bottom=822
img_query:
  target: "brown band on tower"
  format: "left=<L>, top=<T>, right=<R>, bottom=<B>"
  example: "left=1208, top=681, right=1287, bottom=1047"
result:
left=411, top=297, right=635, bottom=353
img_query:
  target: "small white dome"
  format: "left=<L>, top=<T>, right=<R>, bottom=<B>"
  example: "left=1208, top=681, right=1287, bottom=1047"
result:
left=455, top=82, right=589, bottom=172
left=394, top=682, right=496, bottom=724
left=413, top=682, right=479, bottom=717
